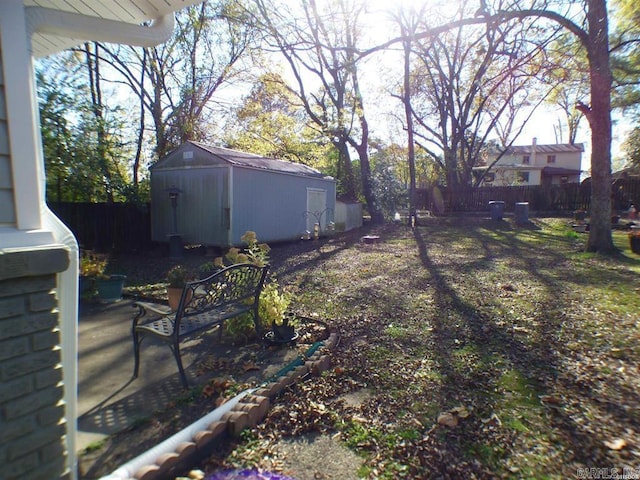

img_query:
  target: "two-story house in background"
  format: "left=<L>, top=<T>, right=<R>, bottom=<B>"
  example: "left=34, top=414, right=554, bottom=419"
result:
left=475, top=138, right=584, bottom=187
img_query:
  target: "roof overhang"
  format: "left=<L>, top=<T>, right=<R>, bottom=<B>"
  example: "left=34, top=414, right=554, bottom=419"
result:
left=542, top=166, right=581, bottom=176
left=24, top=0, right=204, bottom=58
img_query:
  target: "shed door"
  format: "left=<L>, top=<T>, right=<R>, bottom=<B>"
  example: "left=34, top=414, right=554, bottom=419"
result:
left=306, top=188, right=327, bottom=232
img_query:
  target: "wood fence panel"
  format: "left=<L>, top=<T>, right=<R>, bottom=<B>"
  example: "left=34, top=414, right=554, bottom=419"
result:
left=417, top=179, right=639, bottom=214
left=48, top=202, right=152, bottom=252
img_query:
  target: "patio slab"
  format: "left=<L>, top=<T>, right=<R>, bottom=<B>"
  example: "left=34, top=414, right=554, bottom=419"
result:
left=76, top=298, right=304, bottom=454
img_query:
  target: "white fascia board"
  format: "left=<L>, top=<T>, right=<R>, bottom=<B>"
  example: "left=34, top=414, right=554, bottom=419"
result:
left=26, top=7, right=175, bottom=56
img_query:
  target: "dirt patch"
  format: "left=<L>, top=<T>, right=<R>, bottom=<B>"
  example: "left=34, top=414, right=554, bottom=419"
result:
left=270, top=433, right=363, bottom=480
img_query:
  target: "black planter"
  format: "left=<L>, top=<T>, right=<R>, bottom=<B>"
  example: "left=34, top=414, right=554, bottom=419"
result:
left=630, top=235, right=640, bottom=254
left=273, top=324, right=296, bottom=342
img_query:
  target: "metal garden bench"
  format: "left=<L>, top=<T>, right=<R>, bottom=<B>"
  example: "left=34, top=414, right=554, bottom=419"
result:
left=132, top=262, right=269, bottom=388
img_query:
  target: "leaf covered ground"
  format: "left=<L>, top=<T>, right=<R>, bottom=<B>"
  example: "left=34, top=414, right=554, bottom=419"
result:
left=97, top=216, right=640, bottom=479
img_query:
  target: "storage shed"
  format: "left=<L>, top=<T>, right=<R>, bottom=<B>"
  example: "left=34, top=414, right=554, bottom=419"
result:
left=150, top=141, right=336, bottom=247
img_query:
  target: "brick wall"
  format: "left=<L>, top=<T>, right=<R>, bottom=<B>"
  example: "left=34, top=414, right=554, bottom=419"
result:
left=0, top=246, right=70, bottom=480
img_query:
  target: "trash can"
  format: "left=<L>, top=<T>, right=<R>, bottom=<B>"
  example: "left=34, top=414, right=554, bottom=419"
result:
left=168, top=233, right=184, bottom=259
left=489, top=201, right=505, bottom=220
left=514, top=202, right=529, bottom=224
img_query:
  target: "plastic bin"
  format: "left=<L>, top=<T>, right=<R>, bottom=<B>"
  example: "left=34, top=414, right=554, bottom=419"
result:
left=514, top=202, right=529, bottom=224
left=489, top=201, right=505, bottom=220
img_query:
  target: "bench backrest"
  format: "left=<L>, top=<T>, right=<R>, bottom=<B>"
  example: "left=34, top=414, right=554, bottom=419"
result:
left=175, top=263, right=269, bottom=321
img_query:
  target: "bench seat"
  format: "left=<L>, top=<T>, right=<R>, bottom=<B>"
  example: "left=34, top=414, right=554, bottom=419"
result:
left=132, top=263, right=269, bottom=387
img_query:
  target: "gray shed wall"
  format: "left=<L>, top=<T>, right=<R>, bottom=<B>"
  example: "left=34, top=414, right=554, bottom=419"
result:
left=151, top=166, right=230, bottom=246
left=230, top=167, right=336, bottom=245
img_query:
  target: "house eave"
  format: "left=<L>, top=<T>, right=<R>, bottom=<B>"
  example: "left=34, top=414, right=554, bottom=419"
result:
left=26, top=7, right=175, bottom=58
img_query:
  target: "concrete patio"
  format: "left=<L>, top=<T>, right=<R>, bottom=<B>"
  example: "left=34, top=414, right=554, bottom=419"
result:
left=76, top=298, right=313, bottom=477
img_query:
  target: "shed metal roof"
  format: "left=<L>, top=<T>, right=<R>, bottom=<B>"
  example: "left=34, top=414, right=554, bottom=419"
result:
left=153, top=141, right=330, bottom=179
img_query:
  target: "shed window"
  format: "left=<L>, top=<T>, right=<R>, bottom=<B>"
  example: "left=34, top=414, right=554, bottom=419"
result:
left=484, top=172, right=495, bottom=183
left=547, top=155, right=556, bottom=164
left=560, top=175, right=568, bottom=184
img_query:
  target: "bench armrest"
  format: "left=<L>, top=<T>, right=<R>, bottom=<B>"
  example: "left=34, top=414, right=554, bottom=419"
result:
left=134, top=301, right=173, bottom=316
left=132, top=301, right=173, bottom=328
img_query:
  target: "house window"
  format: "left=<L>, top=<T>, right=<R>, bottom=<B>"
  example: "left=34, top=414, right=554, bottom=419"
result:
left=518, top=172, right=530, bottom=183
left=522, top=155, right=530, bottom=164
left=547, top=155, right=556, bottom=164
left=484, top=172, right=495, bottom=183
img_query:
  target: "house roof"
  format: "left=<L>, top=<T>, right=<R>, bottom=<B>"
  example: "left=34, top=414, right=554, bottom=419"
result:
left=25, top=0, right=203, bottom=58
left=506, top=143, right=585, bottom=155
left=542, top=166, right=581, bottom=176
left=612, top=165, right=640, bottom=180
left=154, top=141, right=331, bottom=179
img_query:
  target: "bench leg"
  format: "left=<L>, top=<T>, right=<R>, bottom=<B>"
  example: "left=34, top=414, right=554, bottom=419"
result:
left=251, top=309, right=263, bottom=338
left=132, top=329, right=141, bottom=379
left=171, top=341, right=189, bottom=389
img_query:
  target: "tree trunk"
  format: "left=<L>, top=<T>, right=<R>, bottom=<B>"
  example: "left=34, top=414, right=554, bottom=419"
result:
left=584, top=0, right=615, bottom=253
left=334, top=137, right=357, bottom=200
left=403, top=34, right=417, bottom=226
left=85, top=42, right=114, bottom=203
left=356, top=143, right=384, bottom=224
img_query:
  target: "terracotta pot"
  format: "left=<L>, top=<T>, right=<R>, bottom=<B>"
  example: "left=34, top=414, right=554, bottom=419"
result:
left=168, top=287, right=192, bottom=310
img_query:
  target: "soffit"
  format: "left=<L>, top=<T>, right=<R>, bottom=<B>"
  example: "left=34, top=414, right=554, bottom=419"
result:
left=24, top=0, right=202, bottom=57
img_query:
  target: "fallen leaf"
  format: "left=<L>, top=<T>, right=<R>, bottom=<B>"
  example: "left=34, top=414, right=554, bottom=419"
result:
left=604, top=438, right=627, bottom=450
left=242, top=361, right=259, bottom=373
left=481, top=413, right=502, bottom=426
left=540, top=395, right=562, bottom=406
left=437, top=412, right=458, bottom=427
left=450, top=406, right=470, bottom=418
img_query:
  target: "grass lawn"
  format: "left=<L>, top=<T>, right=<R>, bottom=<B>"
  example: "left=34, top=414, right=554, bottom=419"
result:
left=107, top=216, right=640, bottom=479
left=198, top=217, right=640, bottom=479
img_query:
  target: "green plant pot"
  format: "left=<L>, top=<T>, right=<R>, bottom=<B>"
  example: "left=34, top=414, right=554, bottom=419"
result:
left=96, top=274, right=126, bottom=303
left=79, top=276, right=94, bottom=294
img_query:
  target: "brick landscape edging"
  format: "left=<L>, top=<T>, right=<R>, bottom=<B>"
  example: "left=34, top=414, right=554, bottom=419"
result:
left=129, top=326, right=340, bottom=480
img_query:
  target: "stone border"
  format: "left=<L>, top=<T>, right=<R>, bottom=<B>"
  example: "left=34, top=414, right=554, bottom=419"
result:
left=129, top=326, right=340, bottom=480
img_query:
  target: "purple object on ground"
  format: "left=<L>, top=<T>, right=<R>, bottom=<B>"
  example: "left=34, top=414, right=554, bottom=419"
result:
left=206, top=469, right=297, bottom=480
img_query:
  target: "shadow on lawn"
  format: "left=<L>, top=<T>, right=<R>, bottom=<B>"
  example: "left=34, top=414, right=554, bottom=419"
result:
left=412, top=218, right=639, bottom=470
left=415, top=219, right=564, bottom=360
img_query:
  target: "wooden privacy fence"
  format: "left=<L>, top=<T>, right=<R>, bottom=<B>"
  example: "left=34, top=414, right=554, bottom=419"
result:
left=417, top=179, right=640, bottom=214
left=49, top=178, right=640, bottom=251
left=48, top=202, right=152, bottom=252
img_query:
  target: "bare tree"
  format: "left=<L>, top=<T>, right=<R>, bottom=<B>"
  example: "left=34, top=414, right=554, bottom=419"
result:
left=405, top=6, right=559, bottom=191
left=251, top=0, right=384, bottom=223
left=364, top=0, right=624, bottom=252
left=93, top=0, right=256, bottom=166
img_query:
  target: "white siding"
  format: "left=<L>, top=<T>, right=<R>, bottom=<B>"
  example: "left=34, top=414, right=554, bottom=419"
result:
left=0, top=46, right=15, bottom=226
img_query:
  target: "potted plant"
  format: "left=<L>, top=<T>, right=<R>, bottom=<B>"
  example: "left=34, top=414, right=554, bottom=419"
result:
left=80, top=252, right=126, bottom=302
left=259, top=281, right=297, bottom=342
left=95, top=273, right=127, bottom=303
left=79, top=252, right=107, bottom=294
left=166, top=265, right=191, bottom=310
left=198, top=261, right=218, bottom=279
left=214, top=231, right=297, bottom=342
